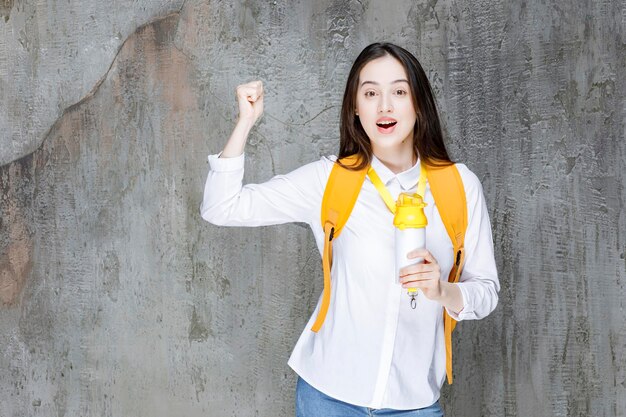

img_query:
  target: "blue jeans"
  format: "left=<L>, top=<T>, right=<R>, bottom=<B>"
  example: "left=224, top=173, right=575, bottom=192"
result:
left=295, top=376, right=444, bottom=417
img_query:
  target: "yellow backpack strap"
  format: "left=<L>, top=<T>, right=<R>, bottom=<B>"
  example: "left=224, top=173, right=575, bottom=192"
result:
left=424, top=163, right=468, bottom=384
left=311, top=154, right=368, bottom=332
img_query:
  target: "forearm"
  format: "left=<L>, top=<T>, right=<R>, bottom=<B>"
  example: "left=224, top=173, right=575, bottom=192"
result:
left=220, top=118, right=255, bottom=158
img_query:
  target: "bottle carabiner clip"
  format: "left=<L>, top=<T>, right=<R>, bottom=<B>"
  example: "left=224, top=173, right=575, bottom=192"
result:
left=408, top=289, right=418, bottom=309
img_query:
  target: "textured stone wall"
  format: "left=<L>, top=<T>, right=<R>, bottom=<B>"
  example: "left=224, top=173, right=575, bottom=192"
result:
left=1, top=1, right=624, bottom=416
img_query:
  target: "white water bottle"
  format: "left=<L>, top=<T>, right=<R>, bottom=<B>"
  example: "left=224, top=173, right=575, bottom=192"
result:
left=394, top=193, right=428, bottom=309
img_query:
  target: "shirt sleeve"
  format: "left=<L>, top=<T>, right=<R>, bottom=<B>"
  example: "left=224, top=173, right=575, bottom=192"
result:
left=444, top=165, right=500, bottom=321
left=199, top=152, right=329, bottom=227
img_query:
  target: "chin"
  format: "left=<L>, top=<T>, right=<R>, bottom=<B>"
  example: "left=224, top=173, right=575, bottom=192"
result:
left=368, top=131, right=413, bottom=150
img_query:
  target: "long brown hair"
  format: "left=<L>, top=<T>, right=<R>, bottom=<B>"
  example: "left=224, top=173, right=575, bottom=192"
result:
left=338, top=42, right=452, bottom=170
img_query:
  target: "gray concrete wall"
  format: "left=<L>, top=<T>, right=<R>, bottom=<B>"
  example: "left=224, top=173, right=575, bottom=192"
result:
left=0, top=1, right=624, bottom=416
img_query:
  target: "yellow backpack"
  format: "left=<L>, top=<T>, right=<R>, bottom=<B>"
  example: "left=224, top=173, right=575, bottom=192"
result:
left=311, top=154, right=467, bottom=384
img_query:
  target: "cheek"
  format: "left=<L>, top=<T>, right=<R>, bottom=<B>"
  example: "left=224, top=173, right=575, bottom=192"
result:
left=400, top=108, right=417, bottom=125
left=355, top=98, right=368, bottom=114
left=357, top=100, right=379, bottom=118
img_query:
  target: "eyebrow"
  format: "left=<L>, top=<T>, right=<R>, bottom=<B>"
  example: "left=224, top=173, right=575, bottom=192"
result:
left=360, top=79, right=409, bottom=87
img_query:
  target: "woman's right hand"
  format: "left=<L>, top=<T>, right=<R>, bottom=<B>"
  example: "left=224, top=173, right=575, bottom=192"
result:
left=236, top=80, right=264, bottom=125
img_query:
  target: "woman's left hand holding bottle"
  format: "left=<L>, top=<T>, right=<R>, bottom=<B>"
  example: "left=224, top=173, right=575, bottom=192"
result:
left=399, top=248, right=443, bottom=300
left=400, top=248, right=465, bottom=314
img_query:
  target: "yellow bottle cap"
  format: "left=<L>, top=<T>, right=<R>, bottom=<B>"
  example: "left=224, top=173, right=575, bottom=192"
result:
left=393, top=193, right=428, bottom=230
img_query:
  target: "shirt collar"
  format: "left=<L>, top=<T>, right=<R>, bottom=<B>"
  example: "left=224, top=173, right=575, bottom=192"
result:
left=370, top=154, right=422, bottom=191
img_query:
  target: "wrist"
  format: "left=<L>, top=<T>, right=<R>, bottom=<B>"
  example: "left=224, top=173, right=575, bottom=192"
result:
left=435, top=281, right=449, bottom=302
left=236, top=117, right=256, bottom=132
left=437, top=281, right=464, bottom=314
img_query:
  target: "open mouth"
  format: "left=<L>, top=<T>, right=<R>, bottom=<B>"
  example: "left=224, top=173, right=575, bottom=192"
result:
left=376, top=121, right=397, bottom=133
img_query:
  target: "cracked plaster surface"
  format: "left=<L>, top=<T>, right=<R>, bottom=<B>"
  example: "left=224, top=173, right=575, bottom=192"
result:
left=0, top=1, right=625, bottom=416
left=0, top=0, right=184, bottom=166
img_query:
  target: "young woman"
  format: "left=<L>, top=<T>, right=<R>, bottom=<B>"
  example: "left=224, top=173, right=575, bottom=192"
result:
left=201, top=42, right=499, bottom=417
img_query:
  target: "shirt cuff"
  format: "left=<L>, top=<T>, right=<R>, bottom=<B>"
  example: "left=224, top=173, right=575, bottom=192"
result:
left=207, top=151, right=245, bottom=172
left=444, top=283, right=474, bottom=321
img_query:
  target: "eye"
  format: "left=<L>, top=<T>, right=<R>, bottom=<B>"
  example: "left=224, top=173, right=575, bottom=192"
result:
left=395, top=89, right=407, bottom=96
left=364, top=91, right=377, bottom=98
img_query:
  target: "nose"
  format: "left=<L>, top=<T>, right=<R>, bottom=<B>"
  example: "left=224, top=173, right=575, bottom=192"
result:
left=378, top=93, right=393, bottom=113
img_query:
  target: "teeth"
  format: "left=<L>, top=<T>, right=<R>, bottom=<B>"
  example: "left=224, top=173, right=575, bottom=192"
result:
left=378, top=120, right=396, bottom=126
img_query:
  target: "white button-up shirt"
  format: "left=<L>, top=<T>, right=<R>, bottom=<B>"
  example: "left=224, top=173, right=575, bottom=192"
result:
left=201, top=152, right=499, bottom=410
